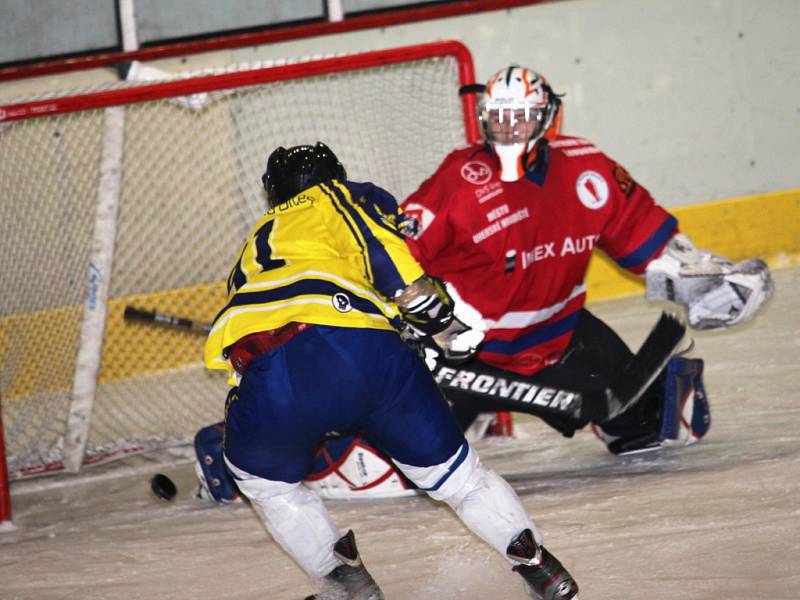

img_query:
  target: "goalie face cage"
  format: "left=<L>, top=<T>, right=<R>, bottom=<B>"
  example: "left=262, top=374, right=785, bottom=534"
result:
left=0, top=41, right=480, bottom=491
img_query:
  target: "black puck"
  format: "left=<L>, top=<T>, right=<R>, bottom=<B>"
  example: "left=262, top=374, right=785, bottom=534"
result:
left=150, top=473, right=177, bottom=501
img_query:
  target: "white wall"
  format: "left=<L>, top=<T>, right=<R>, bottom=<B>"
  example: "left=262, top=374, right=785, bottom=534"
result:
left=2, top=0, right=798, bottom=208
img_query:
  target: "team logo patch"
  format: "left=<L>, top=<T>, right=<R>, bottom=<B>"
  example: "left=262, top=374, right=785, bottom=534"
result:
left=613, top=163, right=637, bottom=197
left=400, top=203, right=436, bottom=239
left=332, top=293, right=352, bottom=313
left=460, top=160, right=493, bottom=185
left=576, top=171, right=609, bottom=210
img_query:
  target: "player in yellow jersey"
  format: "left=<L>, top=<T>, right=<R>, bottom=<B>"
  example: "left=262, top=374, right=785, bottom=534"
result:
left=203, top=142, right=579, bottom=600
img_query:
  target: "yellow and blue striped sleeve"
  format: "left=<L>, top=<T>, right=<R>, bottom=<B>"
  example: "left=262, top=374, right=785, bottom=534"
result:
left=319, top=180, right=424, bottom=300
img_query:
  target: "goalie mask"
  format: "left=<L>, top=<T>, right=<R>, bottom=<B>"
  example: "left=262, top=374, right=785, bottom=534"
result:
left=262, top=141, right=347, bottom=208
left=478, top=66, right=561, bottom=182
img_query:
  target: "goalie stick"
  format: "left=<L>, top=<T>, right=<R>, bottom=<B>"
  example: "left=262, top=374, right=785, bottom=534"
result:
left=432, top=311, right=687, bottom=426
left=601, top=311, right=686, bottom=422
left=123, top=306, right=211, bottom=334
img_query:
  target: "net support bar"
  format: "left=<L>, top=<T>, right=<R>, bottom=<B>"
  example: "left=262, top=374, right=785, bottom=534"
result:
left=63, top=106, right=126, bottom=472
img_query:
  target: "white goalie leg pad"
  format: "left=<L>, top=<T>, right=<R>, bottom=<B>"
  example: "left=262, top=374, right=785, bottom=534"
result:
left=394, top=444, right=541, bottom=556
left=225, top=457, right=341, bottom=579
left=304, top=436, right=418, bottom=500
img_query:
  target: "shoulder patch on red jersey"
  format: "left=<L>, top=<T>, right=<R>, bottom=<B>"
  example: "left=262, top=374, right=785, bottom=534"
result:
left=576, top=170, right=609, bottom=210
left=400, top=203, right=436, bottom=239
left=613, top=163, right=638, bottom=197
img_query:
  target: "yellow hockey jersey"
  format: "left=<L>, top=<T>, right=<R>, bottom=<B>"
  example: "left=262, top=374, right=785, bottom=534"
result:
left=204, top=179, right=425, bottom=376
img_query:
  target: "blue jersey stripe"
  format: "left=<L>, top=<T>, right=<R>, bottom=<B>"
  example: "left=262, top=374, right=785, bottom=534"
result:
left=482, top=310, right=581, bottom=356
left=345, top=181, right=406, bottom=240
left=215, top=278, right=385, bottom=322
left=324, top=182, right=409, bottom=299
left=318, top=182, right=371, bottom=279
left=421, top=442, right=470, bottom=492
left=616, top=215, right=678, bottom=269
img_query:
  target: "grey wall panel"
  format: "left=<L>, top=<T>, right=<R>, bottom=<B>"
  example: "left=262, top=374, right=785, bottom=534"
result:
left=0, top=0, right=118, bottom=64
left=343, top=0, right=435, bottom=13
left=134, top=0, right=324, bottom=44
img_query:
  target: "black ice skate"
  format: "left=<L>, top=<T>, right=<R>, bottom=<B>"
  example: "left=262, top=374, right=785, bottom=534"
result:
left=305, top=530, right=385, bottom=600
left=507, top=529, right=579, bottom=600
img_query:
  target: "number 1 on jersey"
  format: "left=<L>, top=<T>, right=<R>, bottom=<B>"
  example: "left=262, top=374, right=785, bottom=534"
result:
left=227, top=220, right=286, bottom=294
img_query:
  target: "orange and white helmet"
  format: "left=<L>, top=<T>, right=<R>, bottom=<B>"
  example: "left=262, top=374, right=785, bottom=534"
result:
left=478, top=66, right=561, bottom=181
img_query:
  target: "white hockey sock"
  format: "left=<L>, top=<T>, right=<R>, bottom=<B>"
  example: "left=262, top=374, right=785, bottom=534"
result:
left=396, top=444, right=541, bottom=557
left=226, top=458, right=341, bottom=579
left=450, top=467, right=542, bottom=556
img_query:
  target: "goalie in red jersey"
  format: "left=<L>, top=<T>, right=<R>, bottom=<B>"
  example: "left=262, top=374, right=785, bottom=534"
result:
left=194, top=66, right=773, bottom=511
left=400, top=64, right=773, bottom=455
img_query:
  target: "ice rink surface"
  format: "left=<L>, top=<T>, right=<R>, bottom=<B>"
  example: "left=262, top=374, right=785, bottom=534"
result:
left=2, top=266, right=798, bottom=600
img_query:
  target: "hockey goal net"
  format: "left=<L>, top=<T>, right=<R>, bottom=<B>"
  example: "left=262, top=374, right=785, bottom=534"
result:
left=0, top=41, right=481, bottom=502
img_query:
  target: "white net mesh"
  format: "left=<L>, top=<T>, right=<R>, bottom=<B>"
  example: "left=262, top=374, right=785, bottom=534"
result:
left=0, top=44, right=474, bottom=478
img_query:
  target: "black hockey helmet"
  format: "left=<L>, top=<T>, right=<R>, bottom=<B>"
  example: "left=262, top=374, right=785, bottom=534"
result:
left=262, top=142, right=347, bottom=207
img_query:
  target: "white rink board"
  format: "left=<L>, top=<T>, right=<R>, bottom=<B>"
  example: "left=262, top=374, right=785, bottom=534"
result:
left=2, top=267, right=798, bottom=600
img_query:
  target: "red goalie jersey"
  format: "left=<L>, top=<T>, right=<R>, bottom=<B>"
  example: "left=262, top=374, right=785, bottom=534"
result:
left=402, top=136, right=678, bottom=376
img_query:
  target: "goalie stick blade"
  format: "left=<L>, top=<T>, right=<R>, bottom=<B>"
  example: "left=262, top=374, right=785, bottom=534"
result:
left=603, top=312, right=686, bottom=422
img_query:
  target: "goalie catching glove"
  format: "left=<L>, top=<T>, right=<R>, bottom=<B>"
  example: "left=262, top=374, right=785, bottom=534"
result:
left=395, top=276, right=484, bottom=363
left=645, top=233, right=774, bottom=330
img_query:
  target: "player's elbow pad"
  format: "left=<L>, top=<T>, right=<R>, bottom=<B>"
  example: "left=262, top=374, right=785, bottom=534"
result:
left=395, top=276, right=454, bottom=336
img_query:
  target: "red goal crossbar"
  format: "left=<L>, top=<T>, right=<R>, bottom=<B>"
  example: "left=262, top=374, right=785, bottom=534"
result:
left=0, top=40, right=481, bottom=144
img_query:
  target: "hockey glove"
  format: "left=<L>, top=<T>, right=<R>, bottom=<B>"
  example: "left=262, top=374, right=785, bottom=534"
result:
left=396, top=276, right=485, bottom=364
left=395, top=276, right=455, bottom=337
left=402, top=317, right=484, bottom=366
left=645, top=233, right=774, bottom=330
left=431, top=317, right=485, bottom=363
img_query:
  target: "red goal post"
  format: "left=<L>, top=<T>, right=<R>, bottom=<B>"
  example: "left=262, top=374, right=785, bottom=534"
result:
left=0, top=394, right=10, bottom=525
left=0, top=40, right=497, bottom=519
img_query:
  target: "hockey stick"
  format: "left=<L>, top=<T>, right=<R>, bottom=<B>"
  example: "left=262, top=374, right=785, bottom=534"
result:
left=122, top=305, right=684, bottom=425
left=123, top=306, right=212, bottom=334
left=430, top=311, right=686, bottom=426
